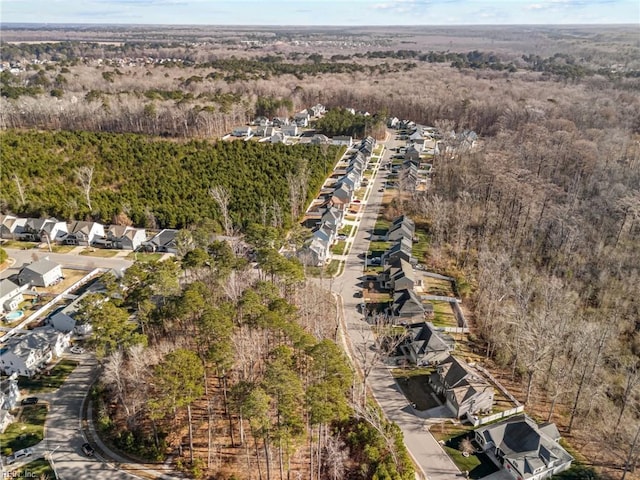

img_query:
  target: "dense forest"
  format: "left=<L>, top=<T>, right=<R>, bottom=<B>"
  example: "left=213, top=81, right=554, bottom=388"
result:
left=0, top=131, right=340, bottom=230
left=84, top=243, right=414, bottom=480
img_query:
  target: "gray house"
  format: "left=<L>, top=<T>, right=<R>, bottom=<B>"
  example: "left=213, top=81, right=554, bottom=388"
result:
left=429, top=355, right=494, bottom=418
left=381, top=237, right=414, bottom=266
left=18, top=259, right=63, bottom=287
left=0, top=279, right=24, bottom=313
left=389, top=289, right=429, bottom=322
left=386, top=215, right=415, bottom=242
left=475, top=414, right=573, bottom=480
left=400, top=322, right=453, bottom=365
left=142, top=229, right=179, bottom=254
left=380, top=258, right=416, bottom=291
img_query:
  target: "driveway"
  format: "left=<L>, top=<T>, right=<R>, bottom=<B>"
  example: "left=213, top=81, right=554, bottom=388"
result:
left=330, top=131, right=461, bottom=480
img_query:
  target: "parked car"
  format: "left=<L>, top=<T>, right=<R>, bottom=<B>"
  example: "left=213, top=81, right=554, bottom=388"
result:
left=70, top=346, right=85, bottom=354
left=81, top=443, right=95, bottom=457
left=369, top=257, right=381, bottom=265
left=21, top=397, right=38, bottom=406
left=378, top=188, right=385, bottom=192
left=6, top=448, right=33, bottom=464
left=336, top=234, right=347, bottom=241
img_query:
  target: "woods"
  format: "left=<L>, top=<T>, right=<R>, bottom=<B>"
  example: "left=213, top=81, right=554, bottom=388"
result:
left=0, top=131, right=339, bottom=230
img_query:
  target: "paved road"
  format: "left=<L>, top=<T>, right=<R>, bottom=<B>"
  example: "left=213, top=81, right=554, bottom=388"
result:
left=2, top=247, right=133, bottom=275
left=44, top=354, right=140, bottom=480
left=330, top=132, right=461, bottom=480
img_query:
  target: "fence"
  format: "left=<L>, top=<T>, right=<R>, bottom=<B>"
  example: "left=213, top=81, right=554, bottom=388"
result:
left=467, top=405, right=525, bottom=427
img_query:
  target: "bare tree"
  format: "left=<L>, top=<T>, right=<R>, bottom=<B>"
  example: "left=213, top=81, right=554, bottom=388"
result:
left=210, top=185, right=233, bottom=236
left=13, top=174, right=25, bottom=206
left=76, top=165, right=94, bottom=211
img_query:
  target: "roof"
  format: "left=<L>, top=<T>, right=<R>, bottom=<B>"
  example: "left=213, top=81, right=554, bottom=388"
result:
left=148, top=229, right=178, bottom=247
left=0, top=279, right=20, bottom=297
left=0, top=327, right=64, bottom=361
left=22, top=259, right=60, bottom=276
left=477, top=414, right=573, bottom=478
left=392, top=289, right=425, bottom=317
left=405, top=322, right=452, bottom=356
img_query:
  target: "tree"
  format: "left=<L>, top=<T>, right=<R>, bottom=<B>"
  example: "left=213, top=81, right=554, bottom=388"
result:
left=154, top=349, right=204, bottom=464
left=210, top=185, right=233, bottom=236
left=76, top=165, right=94, bottom=211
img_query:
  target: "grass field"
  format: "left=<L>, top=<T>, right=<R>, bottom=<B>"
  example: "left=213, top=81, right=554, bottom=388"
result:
left=331, top=240, right=347, bottom=255
left=424, top=276, right=456, bottom=297
left=0, top=404, right=48, bottom=454
left=430, top=301, right=458, bottom=328
left=15, top=459, right=56, bottom=479
left=18, top=359, right=79, bottom=393
left=1, top=240, right=38, bottom=249
left=79, top=247, right=118, bottom=258
left=40, top=244, right=75, bottom=254
left=126, top=251, right=163, bottom=262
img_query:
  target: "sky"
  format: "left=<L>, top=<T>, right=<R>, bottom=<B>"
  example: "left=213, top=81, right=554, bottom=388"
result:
left=1, top=0, right=639, bottom=26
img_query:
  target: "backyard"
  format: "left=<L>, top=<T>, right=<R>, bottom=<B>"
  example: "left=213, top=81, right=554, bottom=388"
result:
left=441, top=432, right=500, bottom=479
left=429, top=301, right=459, bottom=328
left=18, top=359, right=79, bottom=393
left=0, top=404, right=48, bottom=455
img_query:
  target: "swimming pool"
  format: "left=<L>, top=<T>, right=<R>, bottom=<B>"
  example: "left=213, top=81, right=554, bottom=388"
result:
left=5, top=310, right=24, bottom=321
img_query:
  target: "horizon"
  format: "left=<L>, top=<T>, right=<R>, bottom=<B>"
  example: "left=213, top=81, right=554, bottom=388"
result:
left=1, top=0, right=639, bottom=26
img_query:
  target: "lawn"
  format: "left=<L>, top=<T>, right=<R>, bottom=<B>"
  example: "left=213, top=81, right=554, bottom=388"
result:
left=18, top=359, right=79, bottom=393
left=15, top=458, right=56, bottom=479
left=442, top=433, right=499, bottom=479
left=373, top=219, right=391, bottom=236
left=1, top=240, right=38, bottom=249
left=411, top=231, right=430, bottom=261
left=0, top=404, right=48, bottom=454
left=126, top=251, right=163, bottom=262
left=40, top=244, right=75, bottom=254
left=368, top=241, right=392, bottom=256
left=339, top=224, right=353, bottom=236
left=305, top=259, right=341, bottom=278
left=79, top=247, right=118, bottom=258
left=424, top=276, right=457, bottom=297
left=429, top=301, right=458, bottom=328
left=331, top=240, right=347, bottom=256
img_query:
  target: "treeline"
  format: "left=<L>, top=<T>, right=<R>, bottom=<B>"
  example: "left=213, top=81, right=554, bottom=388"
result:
left=88, top=239, right=414, bottom=479
left=0, top=130, right=339, bottom=230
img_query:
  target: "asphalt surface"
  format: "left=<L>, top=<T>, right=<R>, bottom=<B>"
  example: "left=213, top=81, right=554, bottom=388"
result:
left=329, top=133, right=461, bottom=480
left=2, top=247, right=133, bottom=275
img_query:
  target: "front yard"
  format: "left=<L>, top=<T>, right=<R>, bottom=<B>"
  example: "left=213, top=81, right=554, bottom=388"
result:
left=18, top=359, right=79, bottom=393
left=79, top=247, right=118, bottom=258
left=0, top=404, right=48, bottom=455
left=392, top=371, right=444, bottom=411
left=14, top=459, right=56, bottom=479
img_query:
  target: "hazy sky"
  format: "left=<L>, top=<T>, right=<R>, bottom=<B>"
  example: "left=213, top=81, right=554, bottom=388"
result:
left=2, top=0, right=639, bottom=25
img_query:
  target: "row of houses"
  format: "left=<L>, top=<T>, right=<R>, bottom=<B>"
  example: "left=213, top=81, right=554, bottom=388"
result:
left=298, top=137, right=376, bottom=266
left=0, top=215, right=179, bottom=253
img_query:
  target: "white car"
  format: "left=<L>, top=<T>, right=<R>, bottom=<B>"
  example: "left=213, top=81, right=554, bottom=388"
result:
left=6, top=448, right=33, bottom=465
left=70, top=346, right=85, bottom=354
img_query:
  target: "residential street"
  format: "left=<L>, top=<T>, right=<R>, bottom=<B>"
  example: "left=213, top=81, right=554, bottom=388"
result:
left=329, top=133, right=461, bottom=480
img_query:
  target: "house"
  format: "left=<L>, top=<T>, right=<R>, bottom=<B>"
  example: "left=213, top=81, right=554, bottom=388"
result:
left=0, top=410, right=15, bottom=433
left=100, top=225, right=147, bottom=251
left=18, top=258, right=63, bottom=287
left=404, top=145, right=421, bottom=162
left=282, top=124, right=299, bottom=137
left=387, top=116, right=400, bottom=128
left=475, top=414, right=573, bottom=480
left=252, top=116, right=270, bottom=126
left=311, top=134, right=331, bottom=145
left=400, top=322, right=454, bottom=365
left=386, top=215, right=415, bottom=242
left=310, top=104, right=326, bottom=117
left=232, top=126, right=253, bottom=137
left=294, top=110, right=310, bottom=127
left=359, top=136, right=376, bottom=157
left=389, top=289, right=428, bottom=322
left=332, top=135, right=353, bottom=147
left=1, top=374, right=20, bottom=410
left=64, top=221, right=105, bottom=246
left=320, top=206, right=343, bottom=231
left=272, top=117, right=289, bottom=127
left=0, top=215, right=27, bottom=240
left=400, top=163, right=420, bottom=191
left=380, top=258, right=417, bottom=291
left=20, top=217, right=68, bottom=243
left=142, top=229, right=179, bottom=254
left=429, top=355, right=494, bottom=418
left=49, top=292, right=93, bottom=336
left=409, top=129, right=424, bottom=142
left=270, top=132, right=287, bottom=144
left=0, top=327, right=71, bottom=377
left=0, top=279, right=24, bottom=313
left=381, top=237, right=414, bottom=266
left=330, top=184, right=353, bottom=207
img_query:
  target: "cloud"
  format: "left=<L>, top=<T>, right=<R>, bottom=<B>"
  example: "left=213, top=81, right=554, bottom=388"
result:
left=525, top=3, right=546, bottom=9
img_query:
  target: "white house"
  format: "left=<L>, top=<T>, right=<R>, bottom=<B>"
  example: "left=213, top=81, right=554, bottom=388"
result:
left=64, top=221, right=105, bottom=246
left=98, top=225, right=147, bottom=251
left=18, top=258, right=63, bottom=287
left=0, top=279, right=25, bottom=313
left=0, top=327, right=71, bottom=377
left=232, top=126, right=253, bottom=137
left=282, top=125, right=299, bottom=137
left=0, top=215, right=27, bottom=240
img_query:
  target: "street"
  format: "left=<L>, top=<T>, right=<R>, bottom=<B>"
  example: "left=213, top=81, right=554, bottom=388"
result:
left=329, top=133, right=461, bottom=480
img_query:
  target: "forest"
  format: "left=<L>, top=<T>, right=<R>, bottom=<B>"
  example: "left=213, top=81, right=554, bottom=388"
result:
left=0, top=24, right=639, bottom=479
left=82, top=242, right=414, bottom=480
left=0, top=131, right=340, bottom=230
